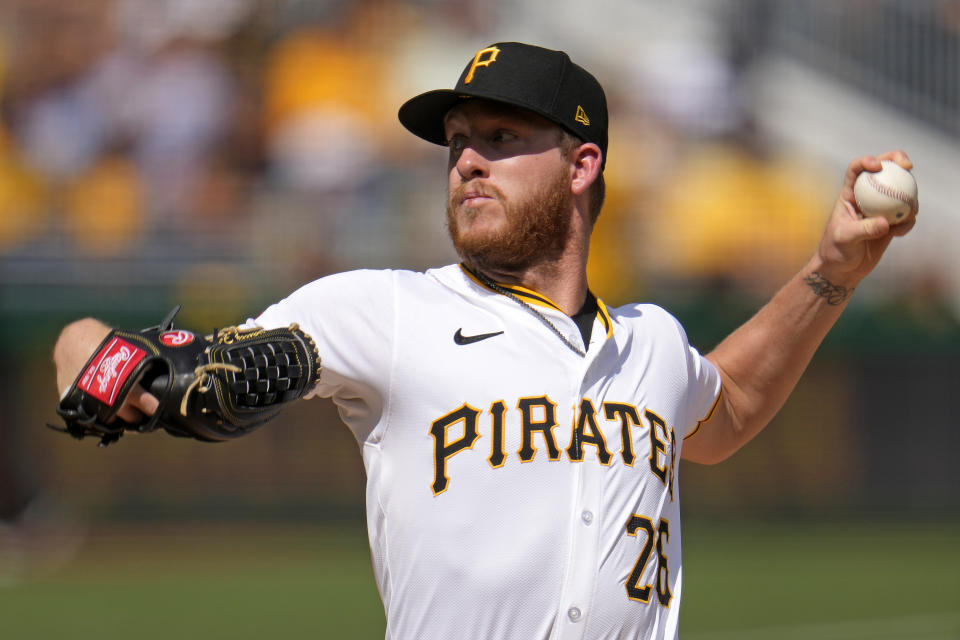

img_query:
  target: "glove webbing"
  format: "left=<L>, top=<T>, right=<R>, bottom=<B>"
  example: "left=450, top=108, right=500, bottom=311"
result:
left=226, top=340, right=312, bottom=406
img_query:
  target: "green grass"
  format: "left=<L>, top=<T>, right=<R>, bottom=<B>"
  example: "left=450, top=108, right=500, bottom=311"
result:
left=681, top=519, right=960, bottom=638
left=1, top=519, right=957, bottom=639
left=0, top=524, right=385, bottom=639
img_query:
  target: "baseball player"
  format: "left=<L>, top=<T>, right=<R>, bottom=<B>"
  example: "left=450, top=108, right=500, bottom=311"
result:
left=52, top=43, right=917, bottom=639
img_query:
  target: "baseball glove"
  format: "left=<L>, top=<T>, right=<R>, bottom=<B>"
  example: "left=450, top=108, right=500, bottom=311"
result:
left=53, top=306, right=321, bottom=446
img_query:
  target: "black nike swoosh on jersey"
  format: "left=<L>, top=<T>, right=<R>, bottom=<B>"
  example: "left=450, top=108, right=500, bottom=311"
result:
left=453, top=328, right=505, bottom=345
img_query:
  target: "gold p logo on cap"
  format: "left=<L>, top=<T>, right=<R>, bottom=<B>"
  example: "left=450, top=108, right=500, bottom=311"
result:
left=464, top=46, right=501, bottom=84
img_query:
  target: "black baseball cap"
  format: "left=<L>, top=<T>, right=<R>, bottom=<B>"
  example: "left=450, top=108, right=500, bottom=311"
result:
left=398, top=42, right=608, bottom=168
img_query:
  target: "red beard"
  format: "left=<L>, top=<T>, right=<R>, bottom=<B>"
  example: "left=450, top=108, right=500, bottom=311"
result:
left=447, top=168, right=572, bottom=273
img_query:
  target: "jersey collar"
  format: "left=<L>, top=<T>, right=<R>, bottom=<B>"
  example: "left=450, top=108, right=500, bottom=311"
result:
left=459, top=263, right=613, bottom=341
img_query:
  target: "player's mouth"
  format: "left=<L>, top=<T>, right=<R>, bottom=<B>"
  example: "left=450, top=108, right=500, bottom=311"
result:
left=453, top=182, right=502, bottom=210
left=462, top=192, right=492, bottom=207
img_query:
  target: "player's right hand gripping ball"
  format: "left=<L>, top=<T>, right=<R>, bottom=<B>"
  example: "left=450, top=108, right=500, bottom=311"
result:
left=53, top=307, right=321, bottom=446
left=853, top=160, right=918, bottom=225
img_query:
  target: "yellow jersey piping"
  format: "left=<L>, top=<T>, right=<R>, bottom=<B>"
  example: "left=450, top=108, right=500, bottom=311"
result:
left=460, top=263, right=613, bottom=341
left=684, top=387, right=723, bottom=441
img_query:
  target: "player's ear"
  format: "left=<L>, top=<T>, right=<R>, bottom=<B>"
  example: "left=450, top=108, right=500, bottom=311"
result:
left=570, top=142, right=602, bottom=197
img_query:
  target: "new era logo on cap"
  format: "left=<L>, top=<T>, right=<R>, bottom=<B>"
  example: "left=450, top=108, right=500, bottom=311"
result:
left=398, top=42, right=608, bottom=168
left=575, top=106, right=590, bottom=126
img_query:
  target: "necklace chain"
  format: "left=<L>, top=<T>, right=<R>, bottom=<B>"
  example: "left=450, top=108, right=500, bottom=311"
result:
left=472, top=270, right=586, bottom=358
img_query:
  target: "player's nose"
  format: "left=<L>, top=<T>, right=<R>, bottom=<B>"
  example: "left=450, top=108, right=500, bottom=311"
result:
left=455, top=144, right=490, bottom=180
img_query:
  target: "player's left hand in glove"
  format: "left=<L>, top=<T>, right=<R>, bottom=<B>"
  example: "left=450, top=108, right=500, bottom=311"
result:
left=52, top=306, right=321, bottom=446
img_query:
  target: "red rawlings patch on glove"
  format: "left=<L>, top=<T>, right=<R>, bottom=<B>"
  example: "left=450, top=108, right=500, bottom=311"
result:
left=77, top=337, right=148, bottom=406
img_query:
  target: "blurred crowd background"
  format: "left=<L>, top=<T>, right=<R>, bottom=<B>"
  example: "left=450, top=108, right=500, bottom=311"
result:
left=0, top=0, right=958, bottom=574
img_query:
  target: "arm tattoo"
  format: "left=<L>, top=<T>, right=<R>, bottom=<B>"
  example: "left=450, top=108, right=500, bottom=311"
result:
left=804, top=272, right=852, bottom=306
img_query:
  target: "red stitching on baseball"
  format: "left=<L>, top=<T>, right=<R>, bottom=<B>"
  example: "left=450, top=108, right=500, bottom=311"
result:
left=866, top=173, right=918, bottom=213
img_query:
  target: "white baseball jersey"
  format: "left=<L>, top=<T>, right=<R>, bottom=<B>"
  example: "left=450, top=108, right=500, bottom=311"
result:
left=254, top=263, right=722, bottom=640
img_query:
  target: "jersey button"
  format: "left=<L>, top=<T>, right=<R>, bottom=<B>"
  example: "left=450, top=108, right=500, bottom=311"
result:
left=567, top=606, right=582, bottom=622
left=581, top=510, right=594, bottom=525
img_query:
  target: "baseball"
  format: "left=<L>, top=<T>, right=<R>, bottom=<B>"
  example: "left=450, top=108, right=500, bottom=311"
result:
left=853, top=160, right=918, bottom=224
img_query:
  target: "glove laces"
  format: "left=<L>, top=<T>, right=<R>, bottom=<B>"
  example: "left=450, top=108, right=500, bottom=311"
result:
left=180, top=362, right=242, bottom=416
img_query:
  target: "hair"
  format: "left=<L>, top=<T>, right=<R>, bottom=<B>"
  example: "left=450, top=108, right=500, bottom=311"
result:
left=557, top=129, right=606, bottom=223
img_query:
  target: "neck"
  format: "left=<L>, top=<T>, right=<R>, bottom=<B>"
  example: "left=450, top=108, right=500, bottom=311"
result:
left=462, top=199, right=595, bottom=315
left=467, top=249, right=589, bottom=316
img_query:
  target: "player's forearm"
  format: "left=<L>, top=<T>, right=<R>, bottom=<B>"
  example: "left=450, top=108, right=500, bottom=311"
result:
left=696, top=257, right=854, bottom=462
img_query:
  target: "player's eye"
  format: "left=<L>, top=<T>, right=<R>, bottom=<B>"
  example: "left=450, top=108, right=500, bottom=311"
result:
left=447, top=136, right=467, bottom=154
left=490, top=130, right=517, bottom=144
